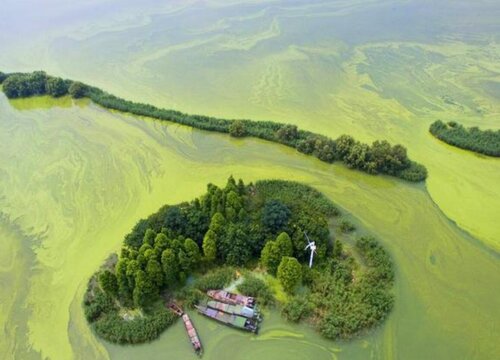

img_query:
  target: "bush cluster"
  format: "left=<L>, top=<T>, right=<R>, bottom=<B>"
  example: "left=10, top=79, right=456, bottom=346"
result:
left=281, top=296, right=314, bottom=322
left=2, top=71, right=70, bottom=98
left=314, top=237, right=394, bottom=340
left=430, top=120, right=500, bottom=157
left=92, top=307, right=177, bottom=344
left=0, top=70, right=427, bottom=182
left=237, top=275, right=274, bottom=306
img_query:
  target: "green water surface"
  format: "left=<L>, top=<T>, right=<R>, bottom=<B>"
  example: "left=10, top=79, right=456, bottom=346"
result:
left=0, top=1, right=499, bottom=359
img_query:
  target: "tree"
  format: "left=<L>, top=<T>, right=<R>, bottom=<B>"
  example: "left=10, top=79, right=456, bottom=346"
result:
left=68, top=81, right=86, bottom=98
left=260, top=241, right=274, bottom=271
left=226, top=190, right=243, bottom=221
left=225, top=175, right=238, bottom=192
left=335, top=135, right=356, bottom=158
left=345, top=143, right=371, bottom=170
left=0, top=72, right=7, bottom=84
left=146, top=258, right=163, bottom=288
left=275, top=232, right=293, bottom=256
left=143, top=228, right=156, bottom=247
left=154, top=233, right=170, bottom=253
left=115, top=259, right=131, bottom=300
left=277, top=257, right=302, bottom=293
left=161, top=248, right=178, bottom=285
left=276, top=124, right=298, bottom=142
left=163, top=206, right=186, bottom=234
left=237, top=179, right=246, bottom=195
left=260, top=232, right=293, bottom=275
left=45, top=77, right=68, bottom=97
left=202, top=229, right=217, bottom=262
left=126, top=260, right=140, bottom=290
left=229, top=120, right=246, bottom=137
left=133, top=270, right=156, bottom=307
left=222, top=224, right=252, bottom=266
left=209, top=212, right=225, bottom=234
left=184, top=238, right=201, bottom=270
left=316, top=139, right=336, bottom=163
left=296, top=135, right=317, bottom=154
left=178, top=249, right=190, bottom=273
left=138, top=242, right=153, bottom=257
left=99, top=270, right=118, bottom=296
left=262, top=200, right=291, bottom=233
left=124, top=219, right=148, bottom=249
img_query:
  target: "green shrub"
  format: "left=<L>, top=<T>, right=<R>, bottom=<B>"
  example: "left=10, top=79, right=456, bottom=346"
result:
left=237, top=275, right=274, bottom=306
left=176, top=287, right=204, bottom=308
left=339, top=220, right=355, bottom=233
left=45, top=77, right=69, bottom=97
left=84, top=289, right=115, bottom=323
left=229, top=120, right=247, bottom=137
left=277, top=257, right=302, bottom=294
left=93, top=308, right=177, bottom=344
left=68, top=81, right=87, bottom=98
left=282, top=296, right=313, bottom=322
left=193, top=267, right=236, bottom=291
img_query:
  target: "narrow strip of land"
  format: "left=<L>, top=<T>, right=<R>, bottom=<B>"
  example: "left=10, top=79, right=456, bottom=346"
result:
left=429, top=120, right=500, bottom=157
left=0, top=70, right=427, bottom=181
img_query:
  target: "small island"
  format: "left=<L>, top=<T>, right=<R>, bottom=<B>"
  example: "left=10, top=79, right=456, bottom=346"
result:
left=83, top=177, right=394, bottom=347
left=0, top=70, right=427, bottom=182
left=429, top=120, right=500, bottom=157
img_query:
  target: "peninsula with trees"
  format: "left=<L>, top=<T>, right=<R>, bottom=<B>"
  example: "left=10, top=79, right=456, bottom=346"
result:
left=83, top=177, right=394, bottom=345
left=429, top=120, right=500, bottom=157
left=0, top=70, right=427, bottom=182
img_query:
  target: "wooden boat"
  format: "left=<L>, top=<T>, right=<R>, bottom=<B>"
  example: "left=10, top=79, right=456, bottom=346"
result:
left=205, top=300, right=261, bottom=321
left=168, top=303, right=183, bottom=316
left=167, top=303, right=203, bottom=356
left=206, top=290, right=256, bottom=308
left=195, top=304, right=258, bottom=333
left=182, top=313, right=203, bottom=356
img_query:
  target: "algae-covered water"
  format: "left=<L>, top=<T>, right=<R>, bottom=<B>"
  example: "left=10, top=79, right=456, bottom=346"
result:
left=0, top=1, right=499, bottom=359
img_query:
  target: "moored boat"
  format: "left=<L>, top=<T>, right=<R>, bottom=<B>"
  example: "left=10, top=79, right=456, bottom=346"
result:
left=167, top=303, right=203, bottom=356
left=182, top=313, right=203, bottom=356
left=206, top=290, right=256, bottom=308
left=195, top=305, right=258, bottom=333
left=205, top=300, right=261, bottom=321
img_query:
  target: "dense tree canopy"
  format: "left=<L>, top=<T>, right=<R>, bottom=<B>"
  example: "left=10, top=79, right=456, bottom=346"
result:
left=0, top=70, right=427, bottom=182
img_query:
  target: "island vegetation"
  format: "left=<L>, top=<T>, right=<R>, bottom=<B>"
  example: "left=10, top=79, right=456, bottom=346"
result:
left=0, top=70, right=427, bottom=182
left=429, top=120, right=500, bottom=157
left=83, top=176, right=394, bottom=344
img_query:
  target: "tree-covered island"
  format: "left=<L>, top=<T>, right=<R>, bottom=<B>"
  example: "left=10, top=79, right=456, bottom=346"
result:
left=0, top=70, right=427, bottom=182
left=83, top=177, right=394, bottom=344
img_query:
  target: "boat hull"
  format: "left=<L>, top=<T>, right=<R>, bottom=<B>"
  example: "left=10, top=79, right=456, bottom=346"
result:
left=195, top=305, right=258, bottom=333
left=206, top=290, right=256, bottom=308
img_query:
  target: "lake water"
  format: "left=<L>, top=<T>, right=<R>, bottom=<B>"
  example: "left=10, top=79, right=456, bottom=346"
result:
left=0, top=1, right=499, bottom=359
